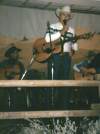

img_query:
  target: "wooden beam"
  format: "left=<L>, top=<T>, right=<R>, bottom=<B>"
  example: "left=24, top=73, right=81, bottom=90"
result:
left=0, top=110, right=99, bottom=119
left=0, top=80, right=100, bottom=87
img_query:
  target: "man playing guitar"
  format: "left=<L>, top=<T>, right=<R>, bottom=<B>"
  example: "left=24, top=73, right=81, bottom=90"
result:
left=32, top=6, right=93, bottom=109
left=73, top=51, right=96, bottom=80
left=44, top=6, right=78, bottom=80
left=0, top=45, right=25, bottom=80
left=0, top=45, right=26, bottom=111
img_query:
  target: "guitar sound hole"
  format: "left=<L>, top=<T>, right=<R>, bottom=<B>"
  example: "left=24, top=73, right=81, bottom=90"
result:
left=44, top=48, right=52, bottom=53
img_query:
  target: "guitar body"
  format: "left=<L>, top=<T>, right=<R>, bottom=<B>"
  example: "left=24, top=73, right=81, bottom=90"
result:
left=0, top=64, right=20, bottom=80
left=74, top=68, right=96, bottom=80
left=34, top=52, right=51, bottom=63
left=74, top=72, right=94, bottom=80
left=33, top=37, right=61, bottom=62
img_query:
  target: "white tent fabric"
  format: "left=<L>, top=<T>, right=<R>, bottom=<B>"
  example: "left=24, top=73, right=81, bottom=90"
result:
left=0, top=5, right=100, bottom=39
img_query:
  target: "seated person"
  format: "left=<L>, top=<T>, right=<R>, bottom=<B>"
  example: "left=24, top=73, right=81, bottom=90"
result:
left=73, top=51, right=100, bottom=104
left=0, top=44, right=26, bottom=111
left=0, top=44, right=24, bottom=79
left=87, top=52, right=100, bottom=74
left=73, top=51, right=96, bottom=80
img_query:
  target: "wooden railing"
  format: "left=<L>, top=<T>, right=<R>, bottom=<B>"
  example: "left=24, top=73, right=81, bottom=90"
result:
left=0, top=80, right=100, bottom=87
left=0, top=110, right=100, bottom=119
left=0, top=80, right=100, bottom=119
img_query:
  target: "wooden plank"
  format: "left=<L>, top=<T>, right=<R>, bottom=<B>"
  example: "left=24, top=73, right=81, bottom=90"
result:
left=0, top=80, right=100, bottom=87
left=0, top=110, right=99, bottom=119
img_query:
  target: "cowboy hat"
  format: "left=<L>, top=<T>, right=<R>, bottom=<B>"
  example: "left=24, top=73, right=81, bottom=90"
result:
left=55, top=6, right=71, bottom=17
left=5, top=46, right=21, bottom=57
left=85, top=50, right=96, bottom=58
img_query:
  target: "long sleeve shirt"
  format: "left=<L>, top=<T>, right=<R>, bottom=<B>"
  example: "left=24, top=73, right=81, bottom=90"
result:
left=45, top=22, right=78, bottom=53
left=73, top=60, right=91, bottom=73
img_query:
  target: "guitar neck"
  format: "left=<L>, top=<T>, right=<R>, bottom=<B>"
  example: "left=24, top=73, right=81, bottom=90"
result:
left=73, top=33, right=90, bottom=42
left=75, top=31, right=100, bottom=41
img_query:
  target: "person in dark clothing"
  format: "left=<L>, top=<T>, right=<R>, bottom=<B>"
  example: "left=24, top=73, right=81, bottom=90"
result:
left=0, top=46, right=24, bottom=79
left=87, top=52, right=100, bottom=103
left=87, top=52, right=100, bottom=74
left=73, top=51, right=100, bottom=107
left=0, top=45, right=26, bottom=111
left=73, top=51, right=97, bottom=79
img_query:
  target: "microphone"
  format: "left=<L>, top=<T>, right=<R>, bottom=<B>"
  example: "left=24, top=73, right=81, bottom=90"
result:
left=63, top=19, right=67, bottom=25
left=47, top=21, right=50, bottom=31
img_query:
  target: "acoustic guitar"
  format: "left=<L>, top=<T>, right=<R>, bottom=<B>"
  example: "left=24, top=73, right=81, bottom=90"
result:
left=0, top=64, right=20, bottom=80
left=74, top=67, right=96, bottom=80
left=33, top=32, right=94, bottom=62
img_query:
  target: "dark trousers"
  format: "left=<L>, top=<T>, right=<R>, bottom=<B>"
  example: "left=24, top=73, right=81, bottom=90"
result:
left=48, top=53, right=71, bottom=80
left=47, top=53, right=71, bottom=109
left=0, top=88, right=27, bottom=111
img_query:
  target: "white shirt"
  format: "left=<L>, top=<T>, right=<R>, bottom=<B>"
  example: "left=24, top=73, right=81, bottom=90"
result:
left=45, top=22, right=78, bottom=52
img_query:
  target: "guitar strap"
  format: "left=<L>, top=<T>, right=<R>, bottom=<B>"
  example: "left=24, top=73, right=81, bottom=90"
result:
left=63, top=32, right=75, bottom=43
left=60, top=31, right=75, bottom=54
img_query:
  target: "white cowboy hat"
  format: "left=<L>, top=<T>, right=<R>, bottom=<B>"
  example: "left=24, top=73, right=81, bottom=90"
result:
left=55, top=6, right=71, bottom=17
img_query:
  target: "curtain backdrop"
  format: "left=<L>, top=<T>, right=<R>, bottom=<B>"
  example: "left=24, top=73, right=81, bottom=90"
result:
left=0, top=5, right=100, bottom=39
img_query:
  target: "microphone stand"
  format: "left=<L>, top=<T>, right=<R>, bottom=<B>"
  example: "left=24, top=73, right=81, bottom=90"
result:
left=47, top=21, right=55, bottom=108
left=18, top=55, right=35, bottom=109
left=21, top=56, right=35, bottom=80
